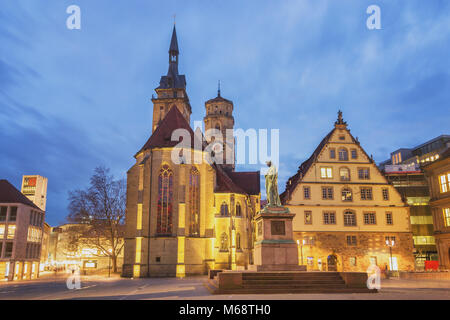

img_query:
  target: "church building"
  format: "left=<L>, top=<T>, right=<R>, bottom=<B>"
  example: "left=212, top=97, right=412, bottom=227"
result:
left=280, top=112, right=415, bottom=272
left=122, top=26, right=260, bottom=277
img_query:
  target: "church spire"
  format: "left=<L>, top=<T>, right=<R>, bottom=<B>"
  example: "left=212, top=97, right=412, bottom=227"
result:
left=169, top=25, right=179, bottom=56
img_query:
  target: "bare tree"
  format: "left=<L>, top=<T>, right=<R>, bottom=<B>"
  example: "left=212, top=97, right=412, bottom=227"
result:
left=67, top=167, right=125, bottom=273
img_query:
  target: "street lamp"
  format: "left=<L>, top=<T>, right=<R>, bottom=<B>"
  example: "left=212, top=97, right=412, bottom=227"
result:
left=386, top=239, right=395, bottom=274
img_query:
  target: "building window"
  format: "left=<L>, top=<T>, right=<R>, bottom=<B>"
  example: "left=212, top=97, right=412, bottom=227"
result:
left=323, top=212, right=336, bottom=225
left=0, top=242, right=2, bottom=258
left=0, top=224, right=5, bottom=239
left=157, top=165, right=173, bottom=235
left=307, top=257, right=314, bottom=266
left=344, top=210, right=357, bottom=226
left=236, top=203, right=242, bottom=217
left=0, top=207, right=6, bottom=222
left=303, top=186, right=311, bottom=199
left=236, top=233, right=241, bottom=250
left=320, top=167, right=333, bottom=179
left=360, top=187, right=373, bottom=200
left=339, top=135, right=345, bottom=140
left=304, top=211, right=312, bottom=225
left=364, top=212, right=377, bottom=225
left=189, top=167, right=200, bottom=236
left=443, top=208, right=450, bottom=227
left=8, top=207, right=17, bottom=222
left=7, top=225, right=16, bottom=239
left=350, top=257, right=357, bottom=266
left=5, top=242, right=13, bottom=258
left=346, top=235, right=357, bottom=246
left=322, top=187, right=333, bottom=200
left=358, top=168, right=370, bottom=180
left=386, top=212, right=393, bottom=225
left=220, top=233, right=228, bottom=251
left=382, top=188, right=389, bottom=201
left=439, top=173, right=449, bottom=193
left=220, top=202, right=229, bottom=216
left=338, top=148, right=348, bottom=161
left=329, top=148, right=336, bottom=159
left=351, top=149, right=357, bottom=159
left=341, top=188, right=353, bottom=202
left=340, top=167, right=350, bottom=181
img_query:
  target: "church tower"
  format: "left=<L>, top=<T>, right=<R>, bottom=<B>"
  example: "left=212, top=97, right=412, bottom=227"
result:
left=203, top=84, right=235, bottom=170
left=151, top=25, right=192, bottom=132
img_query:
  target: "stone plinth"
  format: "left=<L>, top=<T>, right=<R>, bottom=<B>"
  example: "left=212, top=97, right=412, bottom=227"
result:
left=250, top=205, right=305, bottom=271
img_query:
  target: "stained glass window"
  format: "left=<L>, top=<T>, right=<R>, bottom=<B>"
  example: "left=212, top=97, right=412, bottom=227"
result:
left=157, top=165, right=173, bottom=235
left=189, top=167, right=200, bottom=236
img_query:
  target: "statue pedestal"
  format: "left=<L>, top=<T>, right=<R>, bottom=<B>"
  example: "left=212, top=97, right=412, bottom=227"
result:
left=249, top=206, right=306, bottom=271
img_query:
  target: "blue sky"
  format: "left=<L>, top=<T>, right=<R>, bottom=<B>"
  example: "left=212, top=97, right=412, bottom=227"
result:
left=1, top=0, right=449, bottom=226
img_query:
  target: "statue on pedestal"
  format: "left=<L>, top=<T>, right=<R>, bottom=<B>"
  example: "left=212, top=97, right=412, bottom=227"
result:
left=265, top=161, right=281, bottom=207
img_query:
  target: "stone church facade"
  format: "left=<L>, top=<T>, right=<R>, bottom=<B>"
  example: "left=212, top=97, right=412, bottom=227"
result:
left=280, top=113, right=415, bottom=273
left=122, top=26, right=260, bottom=278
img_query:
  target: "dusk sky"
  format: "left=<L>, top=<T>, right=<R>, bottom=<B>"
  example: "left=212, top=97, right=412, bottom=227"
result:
left=1, top=0, right=449, bottom=226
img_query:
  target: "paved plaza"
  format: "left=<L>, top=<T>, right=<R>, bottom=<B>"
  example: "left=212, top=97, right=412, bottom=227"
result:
left=0, top=272, right=449, bottom=300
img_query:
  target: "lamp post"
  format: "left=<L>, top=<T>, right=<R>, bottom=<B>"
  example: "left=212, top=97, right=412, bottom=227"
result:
left=386, top=239, right=395, bottom=275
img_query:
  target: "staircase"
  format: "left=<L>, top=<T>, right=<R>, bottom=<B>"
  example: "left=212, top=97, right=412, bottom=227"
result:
left=206, top=271, right=377, bottom=294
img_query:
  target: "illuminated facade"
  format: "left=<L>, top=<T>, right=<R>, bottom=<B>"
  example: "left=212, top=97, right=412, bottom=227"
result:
left=21, top=175, right=48, bottom=211
left=280, top=112, right=415, bottom=272
left=46, top=223, right=124, bottom=272
left=0, top=180, right=45, bottom=281
left=423, top=148, right=450, bottom=269
left=122, top=26, right=260, bottom=277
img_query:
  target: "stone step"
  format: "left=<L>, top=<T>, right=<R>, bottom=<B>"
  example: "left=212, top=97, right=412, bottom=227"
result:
left=243, top=280, right=346, bottom=285
left=243, top=276, right=343, bottom=281
left=213, top=287, right=376, bottom=294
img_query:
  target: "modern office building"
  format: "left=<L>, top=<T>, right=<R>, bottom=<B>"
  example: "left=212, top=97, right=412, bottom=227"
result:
left=0, top=180, right=45, bottom=281
left=21, top=175, right=48, bottom=211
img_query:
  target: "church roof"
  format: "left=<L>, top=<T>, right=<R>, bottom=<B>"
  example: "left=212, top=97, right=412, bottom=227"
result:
left=214, top=165, right=260, bottom=195
left=205, top=95, right=233, bottom=105
left=0, top=179, right=41, bottom=210
left=137, top=106, right=204, bottom=153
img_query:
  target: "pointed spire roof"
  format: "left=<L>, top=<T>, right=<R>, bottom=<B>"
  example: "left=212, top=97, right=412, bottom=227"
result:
left=0, top=179, right=41, bottom=210
left=137, top=106, right=204, bottom=153
left=169, top=25, right=179, bottom=54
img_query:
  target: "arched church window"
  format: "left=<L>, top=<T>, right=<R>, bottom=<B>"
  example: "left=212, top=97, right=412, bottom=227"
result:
left=339, top=148, right=349, bottom=161
left=220, top=233, right=228, bottom=251
left=189, top=167, right=200, bottom=236
left=236, top=233, right=241, bottom=250
left=236, top=203, right=242, bottom=217
left=157, top=164, right=173, bottom=234
left=220, top=202, right=228, bottom=216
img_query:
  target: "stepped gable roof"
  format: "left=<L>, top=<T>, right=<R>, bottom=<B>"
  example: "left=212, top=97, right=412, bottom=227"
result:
left=0, top=179, right=41, bottom=210
left=137, top=106, right=204, bottom=154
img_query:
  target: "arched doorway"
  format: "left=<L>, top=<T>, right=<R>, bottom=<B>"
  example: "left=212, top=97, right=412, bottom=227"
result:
left=327, top=254, right=338, bottom=271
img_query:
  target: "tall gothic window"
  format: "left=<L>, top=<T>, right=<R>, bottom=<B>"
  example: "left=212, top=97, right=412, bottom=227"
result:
left=220, top=233, right=228, bottom=251
left=189, top=167, right=200, bottom=236
left=220, top=202, right=229, bottom=216
left=236, top=233, right=241, bottom=250
left=157, top=164, right=173, bottom=235
left=236, top=203, right=242, bottom=217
